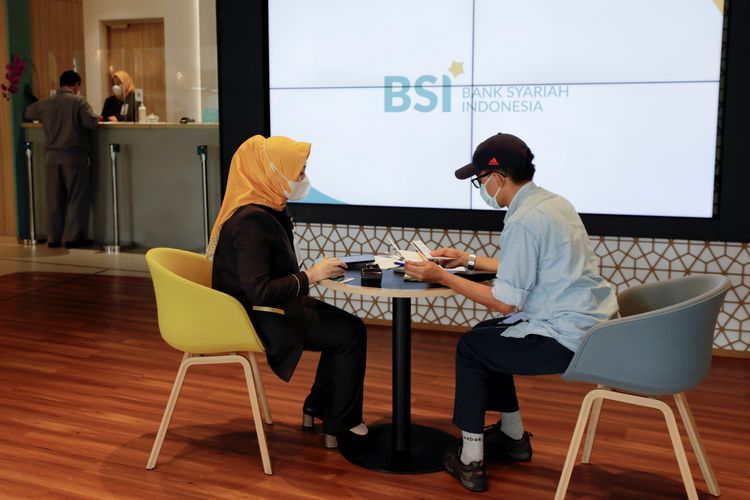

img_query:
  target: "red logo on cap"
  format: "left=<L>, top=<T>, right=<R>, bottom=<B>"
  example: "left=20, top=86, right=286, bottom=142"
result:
left=488, top=157, right=499, bottom=166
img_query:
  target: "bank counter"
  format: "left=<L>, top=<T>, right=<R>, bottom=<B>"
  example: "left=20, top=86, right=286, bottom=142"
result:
left=22, top=122, right=221, bottom=251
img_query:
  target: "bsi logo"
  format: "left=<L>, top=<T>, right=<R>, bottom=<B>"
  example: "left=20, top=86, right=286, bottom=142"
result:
left=384, top=74, right=453, bottom=113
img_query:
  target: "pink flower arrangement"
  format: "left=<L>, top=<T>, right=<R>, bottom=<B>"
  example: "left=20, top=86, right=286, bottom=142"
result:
left=2, top=54, right=26, bottom=101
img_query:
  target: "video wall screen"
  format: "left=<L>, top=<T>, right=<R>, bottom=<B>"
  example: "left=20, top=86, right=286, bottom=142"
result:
left=268, top=0, right=723, bottom=218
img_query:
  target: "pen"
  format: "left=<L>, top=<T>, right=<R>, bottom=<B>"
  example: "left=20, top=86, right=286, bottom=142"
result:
left=394, top=261, right=405, bottom=267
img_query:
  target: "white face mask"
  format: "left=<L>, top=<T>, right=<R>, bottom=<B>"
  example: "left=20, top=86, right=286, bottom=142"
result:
left=265, top=147, right=311, bottom=201
left=112, top=84, right=123, bottom=97
left=479, top=174, right=502, bottom=209
left=286, top=176, right=312, bottom=201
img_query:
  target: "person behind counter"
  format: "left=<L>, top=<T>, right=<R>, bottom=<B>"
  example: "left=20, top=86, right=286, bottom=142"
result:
left=208, top=135, right=373, bottom=449
left=404, top=133, right=619, bottom=492
left=101, top=70, right=137, bottom=122
left=24, top=70, right=98, bottom=248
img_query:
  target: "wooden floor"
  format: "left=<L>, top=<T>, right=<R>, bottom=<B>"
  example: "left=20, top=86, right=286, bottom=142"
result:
left=0, top=271, right=748, bottom=499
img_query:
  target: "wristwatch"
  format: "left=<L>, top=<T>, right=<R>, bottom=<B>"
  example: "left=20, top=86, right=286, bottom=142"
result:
left=467, top=254, right=477, bottom=271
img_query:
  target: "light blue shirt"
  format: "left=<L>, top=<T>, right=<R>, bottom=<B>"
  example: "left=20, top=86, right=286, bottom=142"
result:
left=491, top=182, right=618, bottom=351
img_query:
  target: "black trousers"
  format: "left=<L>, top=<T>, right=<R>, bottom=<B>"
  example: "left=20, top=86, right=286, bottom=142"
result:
left=302, top=300, right=367, bottom=434
left=453, top=318, right=574, bottom=434
left=45, top=163, right=90, bottom=243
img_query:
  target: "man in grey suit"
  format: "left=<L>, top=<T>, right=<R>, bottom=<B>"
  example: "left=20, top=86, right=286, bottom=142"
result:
left=25, top=70, right=99, bottom=248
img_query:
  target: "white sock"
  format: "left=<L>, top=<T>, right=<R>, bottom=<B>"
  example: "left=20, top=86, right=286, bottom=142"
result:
left=349, top=423, right=368, bottom=435
left=500, top=411, right=524, bottom=440
left=460, top=431, right=483, bottom=464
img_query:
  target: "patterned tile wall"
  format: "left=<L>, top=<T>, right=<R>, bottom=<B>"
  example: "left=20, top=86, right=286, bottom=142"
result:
left=296, top=224, right=749, bottom=353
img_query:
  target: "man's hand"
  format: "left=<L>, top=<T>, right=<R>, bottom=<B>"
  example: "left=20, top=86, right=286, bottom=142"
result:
left=431, top=247, right=468, bottom=269
left=107, top=116, right=118, bottom=122
left=305, top=257, right=347, bottom=284
left=404, top=259, right=448, bottom=283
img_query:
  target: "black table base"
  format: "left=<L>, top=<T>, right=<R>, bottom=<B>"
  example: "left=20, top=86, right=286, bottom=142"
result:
left=330, top=276, right=459, bottom=474
left=338, top=423, right=456, bottom=474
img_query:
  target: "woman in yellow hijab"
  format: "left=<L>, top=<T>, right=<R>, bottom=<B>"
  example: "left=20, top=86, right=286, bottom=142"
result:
left=210, top=134, right=372, bottom=448
left=101, top=70, right=138, bottom=122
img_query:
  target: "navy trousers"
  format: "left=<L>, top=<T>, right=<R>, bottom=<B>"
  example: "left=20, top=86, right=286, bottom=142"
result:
left=453, top=318, right=575, bottom=434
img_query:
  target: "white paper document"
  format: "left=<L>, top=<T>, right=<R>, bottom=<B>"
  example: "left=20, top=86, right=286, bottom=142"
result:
left=412, top=240, right=452, bottom=261
left=387, top=236, right=422, bottom=262
left=387, top=235, right=450, bottom=262
left=373, top=255, right=402, bottom=270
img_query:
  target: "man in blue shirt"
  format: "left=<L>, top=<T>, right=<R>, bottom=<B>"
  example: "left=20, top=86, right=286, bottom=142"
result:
left=405, top=133, right=618, bottom=492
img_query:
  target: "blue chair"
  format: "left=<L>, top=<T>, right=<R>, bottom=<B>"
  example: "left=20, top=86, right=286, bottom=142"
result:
left=555, top=274, right=731, bottom=500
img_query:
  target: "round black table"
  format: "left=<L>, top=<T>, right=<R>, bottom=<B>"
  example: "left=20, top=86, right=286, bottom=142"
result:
left=320, top=267, right=458, bottom=474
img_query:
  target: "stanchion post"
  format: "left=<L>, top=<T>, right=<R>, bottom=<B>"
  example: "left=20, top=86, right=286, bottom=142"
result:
left=102, top=143, right=128, bottom=253
left=21, top=142, right=44, bottom=246
left=197, top=145, right=209, bottom=253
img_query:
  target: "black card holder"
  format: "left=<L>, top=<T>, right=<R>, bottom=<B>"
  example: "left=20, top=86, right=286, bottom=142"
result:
left=361, top=263, right=382, bottom=287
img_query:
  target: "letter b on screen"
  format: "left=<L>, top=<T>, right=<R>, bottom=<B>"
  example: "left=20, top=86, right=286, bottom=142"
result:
left=384, top=76, right=411, bottom=112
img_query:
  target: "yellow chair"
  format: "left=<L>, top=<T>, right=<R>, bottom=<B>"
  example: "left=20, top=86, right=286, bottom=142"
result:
left=145, top=247, right=276, bottom=475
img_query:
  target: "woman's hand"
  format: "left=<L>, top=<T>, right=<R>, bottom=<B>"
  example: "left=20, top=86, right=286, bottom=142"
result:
left=431, top=247, right=468, bottom=269
left=403, top=259, right=449, bottom=283
left=305, top=257, right=347, bottom=284
left=107, top=116, right=118, bottom=122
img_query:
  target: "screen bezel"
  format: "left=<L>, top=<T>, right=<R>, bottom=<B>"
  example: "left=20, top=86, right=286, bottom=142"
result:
left=217, top=0, right=750, bottom=243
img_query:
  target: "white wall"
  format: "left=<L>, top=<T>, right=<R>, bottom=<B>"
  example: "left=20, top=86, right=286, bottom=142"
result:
left=199, top=0, right=218, bottom=121
left=82, top=0, right=216, bottom=122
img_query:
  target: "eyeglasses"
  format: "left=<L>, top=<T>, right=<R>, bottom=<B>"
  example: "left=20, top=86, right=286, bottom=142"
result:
left=470, top=170, right=506, bottom=188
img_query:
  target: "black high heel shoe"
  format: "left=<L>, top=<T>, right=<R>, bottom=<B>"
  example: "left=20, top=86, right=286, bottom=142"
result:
left=302, top=411, right=339, bottom=448
left=302, top=399, right=339, bottom=448
left=302, top=409, right=321, bottom=430
left=302, top=397, right=324, bottom=431
left=334, top=427, right=383, bottom=449
left=311, top=427, right=380, bottom=450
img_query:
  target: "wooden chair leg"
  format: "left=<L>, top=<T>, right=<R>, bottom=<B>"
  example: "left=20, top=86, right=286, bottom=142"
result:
left=147, top=354, right=272, bottom=475
left=555, top=389, right=601, bottom=500
left=581, top=384, right=605, bottom=464
left=248, top=352, right=272, bottom=425
left=147, top=352, right=192, bottom=470
left=239, top=356, right=273, bottom=475
left=560, top=389, right=705, bottom=499
left=654, top=398, right=699, bottom=500
left=674, top=393, right=721, bottom=497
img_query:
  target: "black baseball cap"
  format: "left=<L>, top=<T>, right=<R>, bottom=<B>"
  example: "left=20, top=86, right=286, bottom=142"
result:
left=455, top=133, right=532, bottom=179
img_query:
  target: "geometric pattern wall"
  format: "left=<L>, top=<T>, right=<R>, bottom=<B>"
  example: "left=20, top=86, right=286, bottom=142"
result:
left=295, top=223, right=749, bottom=353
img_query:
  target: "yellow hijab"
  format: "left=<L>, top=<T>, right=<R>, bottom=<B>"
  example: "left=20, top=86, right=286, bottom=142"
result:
left=112, top=70, right=136, bottom=98
left=206, top=134, right=311, bottom=258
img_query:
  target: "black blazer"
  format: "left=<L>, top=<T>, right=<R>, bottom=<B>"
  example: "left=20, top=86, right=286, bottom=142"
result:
left=101, top=93, right=136, bottom=122
left=212, top=204, right=312, bottom=381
